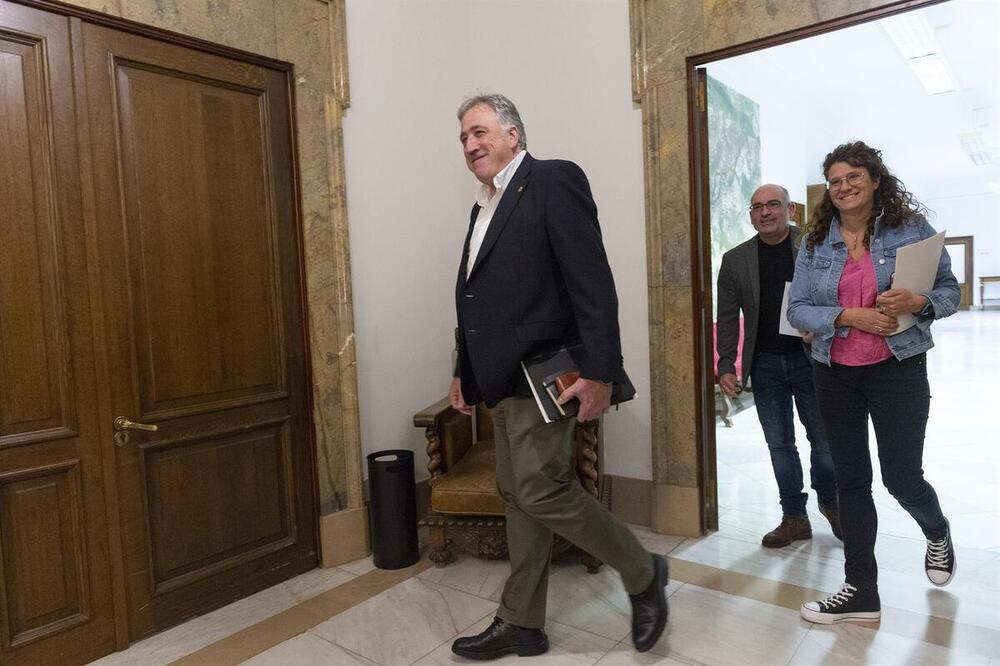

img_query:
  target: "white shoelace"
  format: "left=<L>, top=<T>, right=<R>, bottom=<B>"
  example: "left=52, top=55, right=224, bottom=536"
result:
left=818, top=584, right=857, bottom=610
left=927, top=535, right=951, bottom=569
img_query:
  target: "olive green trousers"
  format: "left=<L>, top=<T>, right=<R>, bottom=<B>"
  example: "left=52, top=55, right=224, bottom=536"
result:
left=491, top=396, right=654, bottom=628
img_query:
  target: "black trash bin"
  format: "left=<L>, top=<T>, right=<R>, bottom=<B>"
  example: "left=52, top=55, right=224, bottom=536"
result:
left=367, top=449, right=419, bottom=569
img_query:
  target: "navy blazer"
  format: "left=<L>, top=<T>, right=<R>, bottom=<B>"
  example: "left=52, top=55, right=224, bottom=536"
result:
left=454, top=153, right=624, bottom=408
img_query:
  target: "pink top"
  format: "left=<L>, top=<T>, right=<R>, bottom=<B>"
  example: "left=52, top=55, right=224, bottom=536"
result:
left=831, top=251, right=893, bottom=366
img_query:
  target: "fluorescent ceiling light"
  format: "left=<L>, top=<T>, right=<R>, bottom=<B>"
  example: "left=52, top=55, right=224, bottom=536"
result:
left=959, top=132, right=993, bottom=166
left=909, top=54, right=956, bottom=95
left=881, top=12, right=939, bottom=59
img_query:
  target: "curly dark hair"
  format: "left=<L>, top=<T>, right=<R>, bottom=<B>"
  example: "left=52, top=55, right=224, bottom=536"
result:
left=804, top=141, right=926, bottom=250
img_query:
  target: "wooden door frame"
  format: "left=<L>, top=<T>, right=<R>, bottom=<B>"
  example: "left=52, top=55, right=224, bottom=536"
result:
left=685, top=0, right=949, bottom=532
left=945, top=235, right=974, bottom=309
left=6, top=0, right=322, bottom=651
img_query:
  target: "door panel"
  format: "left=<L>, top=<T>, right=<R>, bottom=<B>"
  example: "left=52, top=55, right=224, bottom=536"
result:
left=143, top=419, right=294, bottom=593
left=81, top=22, right=317, bottom=639
left=0, top=2, right=116, bottom=663
left=0, top=18, right=74, bottom=445
left=114, top=63, right=285, bottom=414
left=0, top=461, right=88, bottom=645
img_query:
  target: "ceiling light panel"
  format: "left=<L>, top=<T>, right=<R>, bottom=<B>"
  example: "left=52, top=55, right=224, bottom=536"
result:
left=881, top=12, right=940, bottom=59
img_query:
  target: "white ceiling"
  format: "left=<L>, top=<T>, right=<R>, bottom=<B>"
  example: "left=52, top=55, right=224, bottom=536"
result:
left=706, top=0, right=1000, bottom=202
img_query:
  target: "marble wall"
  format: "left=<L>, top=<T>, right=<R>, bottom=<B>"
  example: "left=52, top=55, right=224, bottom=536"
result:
left=59, top=1, right=364, bottom=527
left=630, top=0, right=922, bottom=535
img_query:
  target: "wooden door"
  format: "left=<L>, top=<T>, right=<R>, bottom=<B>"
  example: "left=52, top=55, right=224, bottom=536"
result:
left=78, top=22, right=318, bottom=639
left=693, top=67, right=717, bottom=532
left=0, top=3, right=118, bottom=663
left=945, top=236, right=973, bottom=310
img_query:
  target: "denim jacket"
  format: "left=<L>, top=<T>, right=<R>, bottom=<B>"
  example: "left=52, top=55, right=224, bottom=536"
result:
left=787, top=212, right=959, bottom=365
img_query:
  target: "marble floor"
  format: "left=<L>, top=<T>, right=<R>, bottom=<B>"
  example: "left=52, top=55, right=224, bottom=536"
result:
left=89, top=311, right=1000, bottom=665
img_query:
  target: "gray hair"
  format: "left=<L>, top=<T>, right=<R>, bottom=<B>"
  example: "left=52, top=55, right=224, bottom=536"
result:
left=457, top=93, right=527, bottom=150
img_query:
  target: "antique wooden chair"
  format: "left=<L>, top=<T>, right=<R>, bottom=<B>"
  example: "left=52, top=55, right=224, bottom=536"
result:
left=413, top=398, right=603, bottom=572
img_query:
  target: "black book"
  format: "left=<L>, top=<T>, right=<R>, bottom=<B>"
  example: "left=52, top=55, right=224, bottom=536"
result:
left=520, top=343, right=636, bottom=423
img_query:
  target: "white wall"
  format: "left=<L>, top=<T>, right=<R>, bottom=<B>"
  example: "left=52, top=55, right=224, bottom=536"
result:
left=925, top=193, right=1000, bottom=307
left=343, top=0, right=651, bottom=481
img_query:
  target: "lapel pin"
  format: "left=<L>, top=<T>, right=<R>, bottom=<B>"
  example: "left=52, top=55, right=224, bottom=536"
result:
left=518, top=185, right=524, bottom=192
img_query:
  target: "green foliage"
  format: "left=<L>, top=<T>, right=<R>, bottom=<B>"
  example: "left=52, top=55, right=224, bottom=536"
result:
left=707, top=75, right=761, bottom=318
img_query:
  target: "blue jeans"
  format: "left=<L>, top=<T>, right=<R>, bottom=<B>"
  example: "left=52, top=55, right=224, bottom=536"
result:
left=813, top=353, right=948, bottom=589
left=750, top=350, right=837, bottom=516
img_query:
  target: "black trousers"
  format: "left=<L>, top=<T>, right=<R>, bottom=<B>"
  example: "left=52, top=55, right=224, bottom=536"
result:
left=813, top=353, right=948, bottom=589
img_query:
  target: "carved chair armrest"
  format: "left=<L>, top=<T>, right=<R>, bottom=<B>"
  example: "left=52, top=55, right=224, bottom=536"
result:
left=413, top=397, right=474, bottom=481
left=572, top=419, right=601, bottom=499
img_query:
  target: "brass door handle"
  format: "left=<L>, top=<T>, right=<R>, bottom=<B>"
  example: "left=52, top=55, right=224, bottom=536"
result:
left=114, top=416, right=158, bottom=432
left=113, top=416, right=158, bottom=447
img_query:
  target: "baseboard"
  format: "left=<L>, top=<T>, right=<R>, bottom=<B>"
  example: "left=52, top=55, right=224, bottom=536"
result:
left=606, top=475, right=702, bottom=535
left=605, top=474, right=652, bottom=527
left=651, top=483, right=702, bottom=536
left=319, top=506, right=370, bottom=567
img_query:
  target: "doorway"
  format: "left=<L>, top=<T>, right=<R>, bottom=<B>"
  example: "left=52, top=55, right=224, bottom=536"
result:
left=945, top=235, right=975, bottom=309
left=688, top=0, right=1000, bottom=542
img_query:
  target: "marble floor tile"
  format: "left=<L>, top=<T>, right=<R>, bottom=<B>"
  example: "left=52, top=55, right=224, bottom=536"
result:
left=309, top=577, right=495, bottom=665
left=415, top=617, right=618, bottom=665
left=675, top=528, right=1000, bottom=631
left=627, top=524, right=688, bottom=556
left=281, top=566, right=358, bottom=603
left=89, top=566, right=356, bottom=665
left=240, top=632, right=379, bottom=665
left=788, top=622, right=990, bottom=665
left=946, top=512, right=1000, bottom=551
left=716, top=507, right=845, bottom=555
left=418, top=554, right=509, bottom=600
left=542, top=560, right=683, bottom=643
left=672, top=532, right=845, bottom=594
left=595, top=643, right=692, bottom=665
left=339, top=554, right=378, bottom=576
left=645, top=584, right=810, bottom=665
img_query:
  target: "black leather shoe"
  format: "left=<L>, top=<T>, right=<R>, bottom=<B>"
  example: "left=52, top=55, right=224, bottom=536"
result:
left=451, top=617, right=549, bottom=660
left=629, top=554, right=669, bottom=652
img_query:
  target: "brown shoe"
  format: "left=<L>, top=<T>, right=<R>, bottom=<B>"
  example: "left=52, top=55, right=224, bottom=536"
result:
left=819, top=504, right=843, bottom=541
left=762, top=515, right=812, bottom=548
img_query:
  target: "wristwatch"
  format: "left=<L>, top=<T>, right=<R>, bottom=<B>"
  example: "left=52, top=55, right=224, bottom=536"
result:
left=918, top=297, right=934, bottom=317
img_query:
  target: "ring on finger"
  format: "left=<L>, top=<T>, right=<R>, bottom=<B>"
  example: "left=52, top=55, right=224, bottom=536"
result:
left=875, top=326, right=882, bottom=333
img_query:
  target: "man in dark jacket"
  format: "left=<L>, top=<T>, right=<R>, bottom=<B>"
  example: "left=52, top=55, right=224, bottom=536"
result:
left=448, top=93, right=668, bottom=660
left=716, top=184, right=840, bottom=548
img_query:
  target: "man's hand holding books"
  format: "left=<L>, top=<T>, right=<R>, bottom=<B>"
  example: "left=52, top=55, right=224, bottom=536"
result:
left=556, top=376, right=611, bottom=422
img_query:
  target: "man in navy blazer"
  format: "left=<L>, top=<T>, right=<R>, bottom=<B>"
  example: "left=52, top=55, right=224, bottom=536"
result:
left=448, top=94, right=668, bottom=660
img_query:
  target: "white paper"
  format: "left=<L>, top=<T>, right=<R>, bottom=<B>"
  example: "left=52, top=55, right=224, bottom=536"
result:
left=887, top=230, right=946, bottom=335
left=779, top=281, right=804, bottom=337
left=521, top=361, right=553, bottom=424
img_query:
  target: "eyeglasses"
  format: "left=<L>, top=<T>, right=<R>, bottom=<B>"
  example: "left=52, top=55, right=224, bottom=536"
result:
left=826, top=171, right=866, bottom=191
left=749, top=200, right=784, bottom=213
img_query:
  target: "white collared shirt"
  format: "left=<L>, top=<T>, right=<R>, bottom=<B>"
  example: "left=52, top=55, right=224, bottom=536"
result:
left=466, top=150, right=527, bottom=276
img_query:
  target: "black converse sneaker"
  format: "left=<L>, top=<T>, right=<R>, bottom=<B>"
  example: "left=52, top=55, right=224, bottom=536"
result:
left=800, top=583, right=881, bottom=624
left=925, top=526, right=956, bottom=587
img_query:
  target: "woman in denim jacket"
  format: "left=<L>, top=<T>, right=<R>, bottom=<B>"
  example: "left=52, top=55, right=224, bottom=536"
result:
left=787, top=141, right=960, bottom=625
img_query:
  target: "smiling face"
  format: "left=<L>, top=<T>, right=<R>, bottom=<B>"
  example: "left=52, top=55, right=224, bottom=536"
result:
left=459, top=103, right=520, bottom=188
left=826, top=161, right=879, bottom=218
left=749, top=184, right=794, bottom=244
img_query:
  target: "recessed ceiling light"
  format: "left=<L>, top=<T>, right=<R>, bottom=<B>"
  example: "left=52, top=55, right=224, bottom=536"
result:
left=960, top=132, right=993, bottom=166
